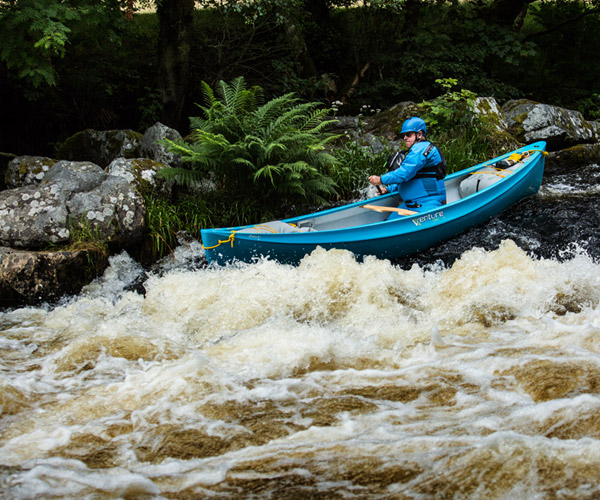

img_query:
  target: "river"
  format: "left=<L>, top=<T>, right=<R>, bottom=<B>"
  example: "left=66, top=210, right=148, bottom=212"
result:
left=1, top=160, right=599, bottom=499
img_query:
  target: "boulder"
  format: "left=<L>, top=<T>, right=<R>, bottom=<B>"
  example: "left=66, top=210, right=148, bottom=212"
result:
left=502, top=99, right=597, bottom=150
left=107, top=157, right=173, bottom=198
left=0, top=160, right=146, bottom=248
left=67, top=175, right=146, bottom=246
left=471, top=97, right=521, bottom=153
left=55, top=129, right=142, bottom=168
left=140, top=122, right=183, bottom=167
left=363, top=102, right=419, bottom=142
left=472, top=97, right=509, bottom=131
left=0, top=182, right=71, bottom=247
left=43, top=160, right=107, bottom=193
left=5, top=156, right=58, bottom=188
left=0, top=246, right=108, bottom=307
left=547, top=143, right=600, bottom=169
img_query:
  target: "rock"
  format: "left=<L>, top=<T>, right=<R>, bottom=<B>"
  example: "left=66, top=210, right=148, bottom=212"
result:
left=547, top=143, right=600, bottom=169
left=363, top=102, right=419, bottom=141
left=67, top=175, right=147, bottom=246
left=43, top=160, right=107, bottom=193
left=502, top=99, right=597, bottom=150
left=0, top=183, right=71, bottom=247
left=107, top=157, right=173, bottom=198
left=472, top=97, right=509, bottom=131
left=140, top=122, right=183, bottom=167
left=329, top=116, right=360, bottom=133
left=0, top=246, right=108, bottom=307
left=471, top=97, right=521, bottom=153
left=5, top=156, right=58, bottom=188
left=56, top=129, right=142, bottom=168
left=0, top=161, right=146, bottom=248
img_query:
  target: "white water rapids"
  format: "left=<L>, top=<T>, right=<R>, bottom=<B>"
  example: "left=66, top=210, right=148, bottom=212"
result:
left=1, top=230, right=600, bottom=498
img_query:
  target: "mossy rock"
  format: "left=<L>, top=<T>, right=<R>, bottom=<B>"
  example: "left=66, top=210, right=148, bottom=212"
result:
left=547, top=143, right=600, bottom=169
left=5, top=156, right=58, bottom=188
left=56, top=129, right=142, bottom=168
left=107, top=157, right=172, bottom=198
left=363, top=102, right=419, bottom=141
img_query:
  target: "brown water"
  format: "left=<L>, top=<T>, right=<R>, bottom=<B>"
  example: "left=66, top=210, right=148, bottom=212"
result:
left=2, top=159, right=600, bottom=499
left=1, top=234, right=600, bottom=499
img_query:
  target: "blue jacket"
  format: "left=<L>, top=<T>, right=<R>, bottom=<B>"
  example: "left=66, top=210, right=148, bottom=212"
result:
left=381, top=141, right=446, bottom=207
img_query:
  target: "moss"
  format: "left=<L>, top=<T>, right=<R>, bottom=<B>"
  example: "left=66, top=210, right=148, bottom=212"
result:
left=56, top=129, right=142, bottom=167
left=549, top=143, right=600, bottom=168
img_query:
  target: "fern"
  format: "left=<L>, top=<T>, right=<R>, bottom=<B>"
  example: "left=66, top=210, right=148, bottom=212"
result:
left=164, top=76, right=340, bottom=209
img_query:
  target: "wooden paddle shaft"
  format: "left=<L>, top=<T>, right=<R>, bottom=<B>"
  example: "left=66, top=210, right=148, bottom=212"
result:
left=362, top=204, right=418, bottom=216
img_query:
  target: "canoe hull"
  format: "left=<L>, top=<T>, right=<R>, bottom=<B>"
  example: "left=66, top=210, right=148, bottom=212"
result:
left=201, top=142, right=546, bottom=265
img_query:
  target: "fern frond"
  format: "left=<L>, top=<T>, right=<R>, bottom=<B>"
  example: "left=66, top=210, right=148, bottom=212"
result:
left=253, top=164, right=283, bottom=185
left=156, top=167, right=204, bottom=188
left=200, top=80, right=217, bottom=107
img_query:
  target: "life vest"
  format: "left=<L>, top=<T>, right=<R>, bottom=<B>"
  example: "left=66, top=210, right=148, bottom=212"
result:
left=385, top=151, right=406, bottom=171
left=413, top=142, right=446, bottom=181
left=385, top=142, right=446, bottom=180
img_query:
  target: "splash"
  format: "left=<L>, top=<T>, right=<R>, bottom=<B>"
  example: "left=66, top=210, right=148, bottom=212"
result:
left=1, top=241, right=600, bottom=498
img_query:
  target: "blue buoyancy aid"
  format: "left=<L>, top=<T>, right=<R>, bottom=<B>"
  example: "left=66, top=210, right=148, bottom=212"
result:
left=380, top=140, right=446, bottom=209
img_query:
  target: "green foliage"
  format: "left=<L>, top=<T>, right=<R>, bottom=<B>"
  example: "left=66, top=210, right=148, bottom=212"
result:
left=144, top=191, right=279, bottom=260
left=161, top=76, right=340, bottom=210
left=576, top=93, right=600, bottom=120
left=330, top=140, right=391, bottom=199
left=433, top=126, right=494, bottom=174
left=0, top=0, right=126, bottom=88
left=66, top=215, right=109, bottom=255
left=144, top=193, right=202, bottom=260
left=418, top=79, right=499, bottom=173
left=137, top=87, right=163, bottom=130
left=418, top=78, right=478, bottom=130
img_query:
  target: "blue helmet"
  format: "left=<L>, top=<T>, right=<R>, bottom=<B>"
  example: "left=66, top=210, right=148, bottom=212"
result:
left=401, top=117, right=427, bottom=135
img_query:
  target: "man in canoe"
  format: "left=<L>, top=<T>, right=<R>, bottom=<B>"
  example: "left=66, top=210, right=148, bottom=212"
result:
left=369, top=116, right=446, bottom=217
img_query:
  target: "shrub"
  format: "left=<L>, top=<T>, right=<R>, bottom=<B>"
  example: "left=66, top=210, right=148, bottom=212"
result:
left=418, top=79, right=498, bottom=172
left=159, top=76, right=340, bottom=214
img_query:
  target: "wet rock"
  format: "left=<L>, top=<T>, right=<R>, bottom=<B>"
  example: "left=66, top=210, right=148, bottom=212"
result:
left=140, top=122, right=183, bottom=168
left=0, top=246, right=108, bottom=307
left=547, top=143, right=600, bottom=169
left=5, top=156, right=58, bottom=188
left=56, top=129, right=142, bottom=168
left=502, top=99, right=597, bottom=150
left=107, top=157, right=173, bottom=198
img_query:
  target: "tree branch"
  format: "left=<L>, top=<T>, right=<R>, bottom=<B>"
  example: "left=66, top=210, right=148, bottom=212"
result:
left=525, top=8, right=600, bottom=40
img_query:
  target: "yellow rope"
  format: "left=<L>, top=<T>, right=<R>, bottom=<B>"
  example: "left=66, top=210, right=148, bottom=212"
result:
left=253, top=224, right=277, bottom=233
left=202, top=231, right=236, bottom=250
left=470, top=168, right=512, bottom=178
left=470, top=149, right=546, bottom=178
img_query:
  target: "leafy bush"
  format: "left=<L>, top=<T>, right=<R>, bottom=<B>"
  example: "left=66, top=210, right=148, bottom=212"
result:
left=330, top=140, right=391, bottom=199
left=418, top=78, right=478, bottom=130
left=417, top=79, right=497, bottom=173
left=160, top=76, right=340, bottom=212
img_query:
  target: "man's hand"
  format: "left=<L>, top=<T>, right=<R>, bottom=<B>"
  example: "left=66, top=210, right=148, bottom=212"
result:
left=369, top=175, right=381, bottom=186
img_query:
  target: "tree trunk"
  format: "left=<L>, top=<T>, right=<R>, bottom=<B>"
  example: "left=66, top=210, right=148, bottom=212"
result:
left=157, top=0, right=195, bottom=130
left=485, top=0, right=534, bottom=28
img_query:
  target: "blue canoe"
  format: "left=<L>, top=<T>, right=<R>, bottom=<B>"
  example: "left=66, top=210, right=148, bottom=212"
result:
left=201, top=141, right=547, bottom=265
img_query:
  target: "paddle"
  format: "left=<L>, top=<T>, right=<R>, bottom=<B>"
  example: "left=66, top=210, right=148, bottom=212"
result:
left=362, top=204, right=418, bottom=216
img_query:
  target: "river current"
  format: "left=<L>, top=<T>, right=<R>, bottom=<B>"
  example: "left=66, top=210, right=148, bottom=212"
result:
left=1, top=161, right=599, bottom=499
